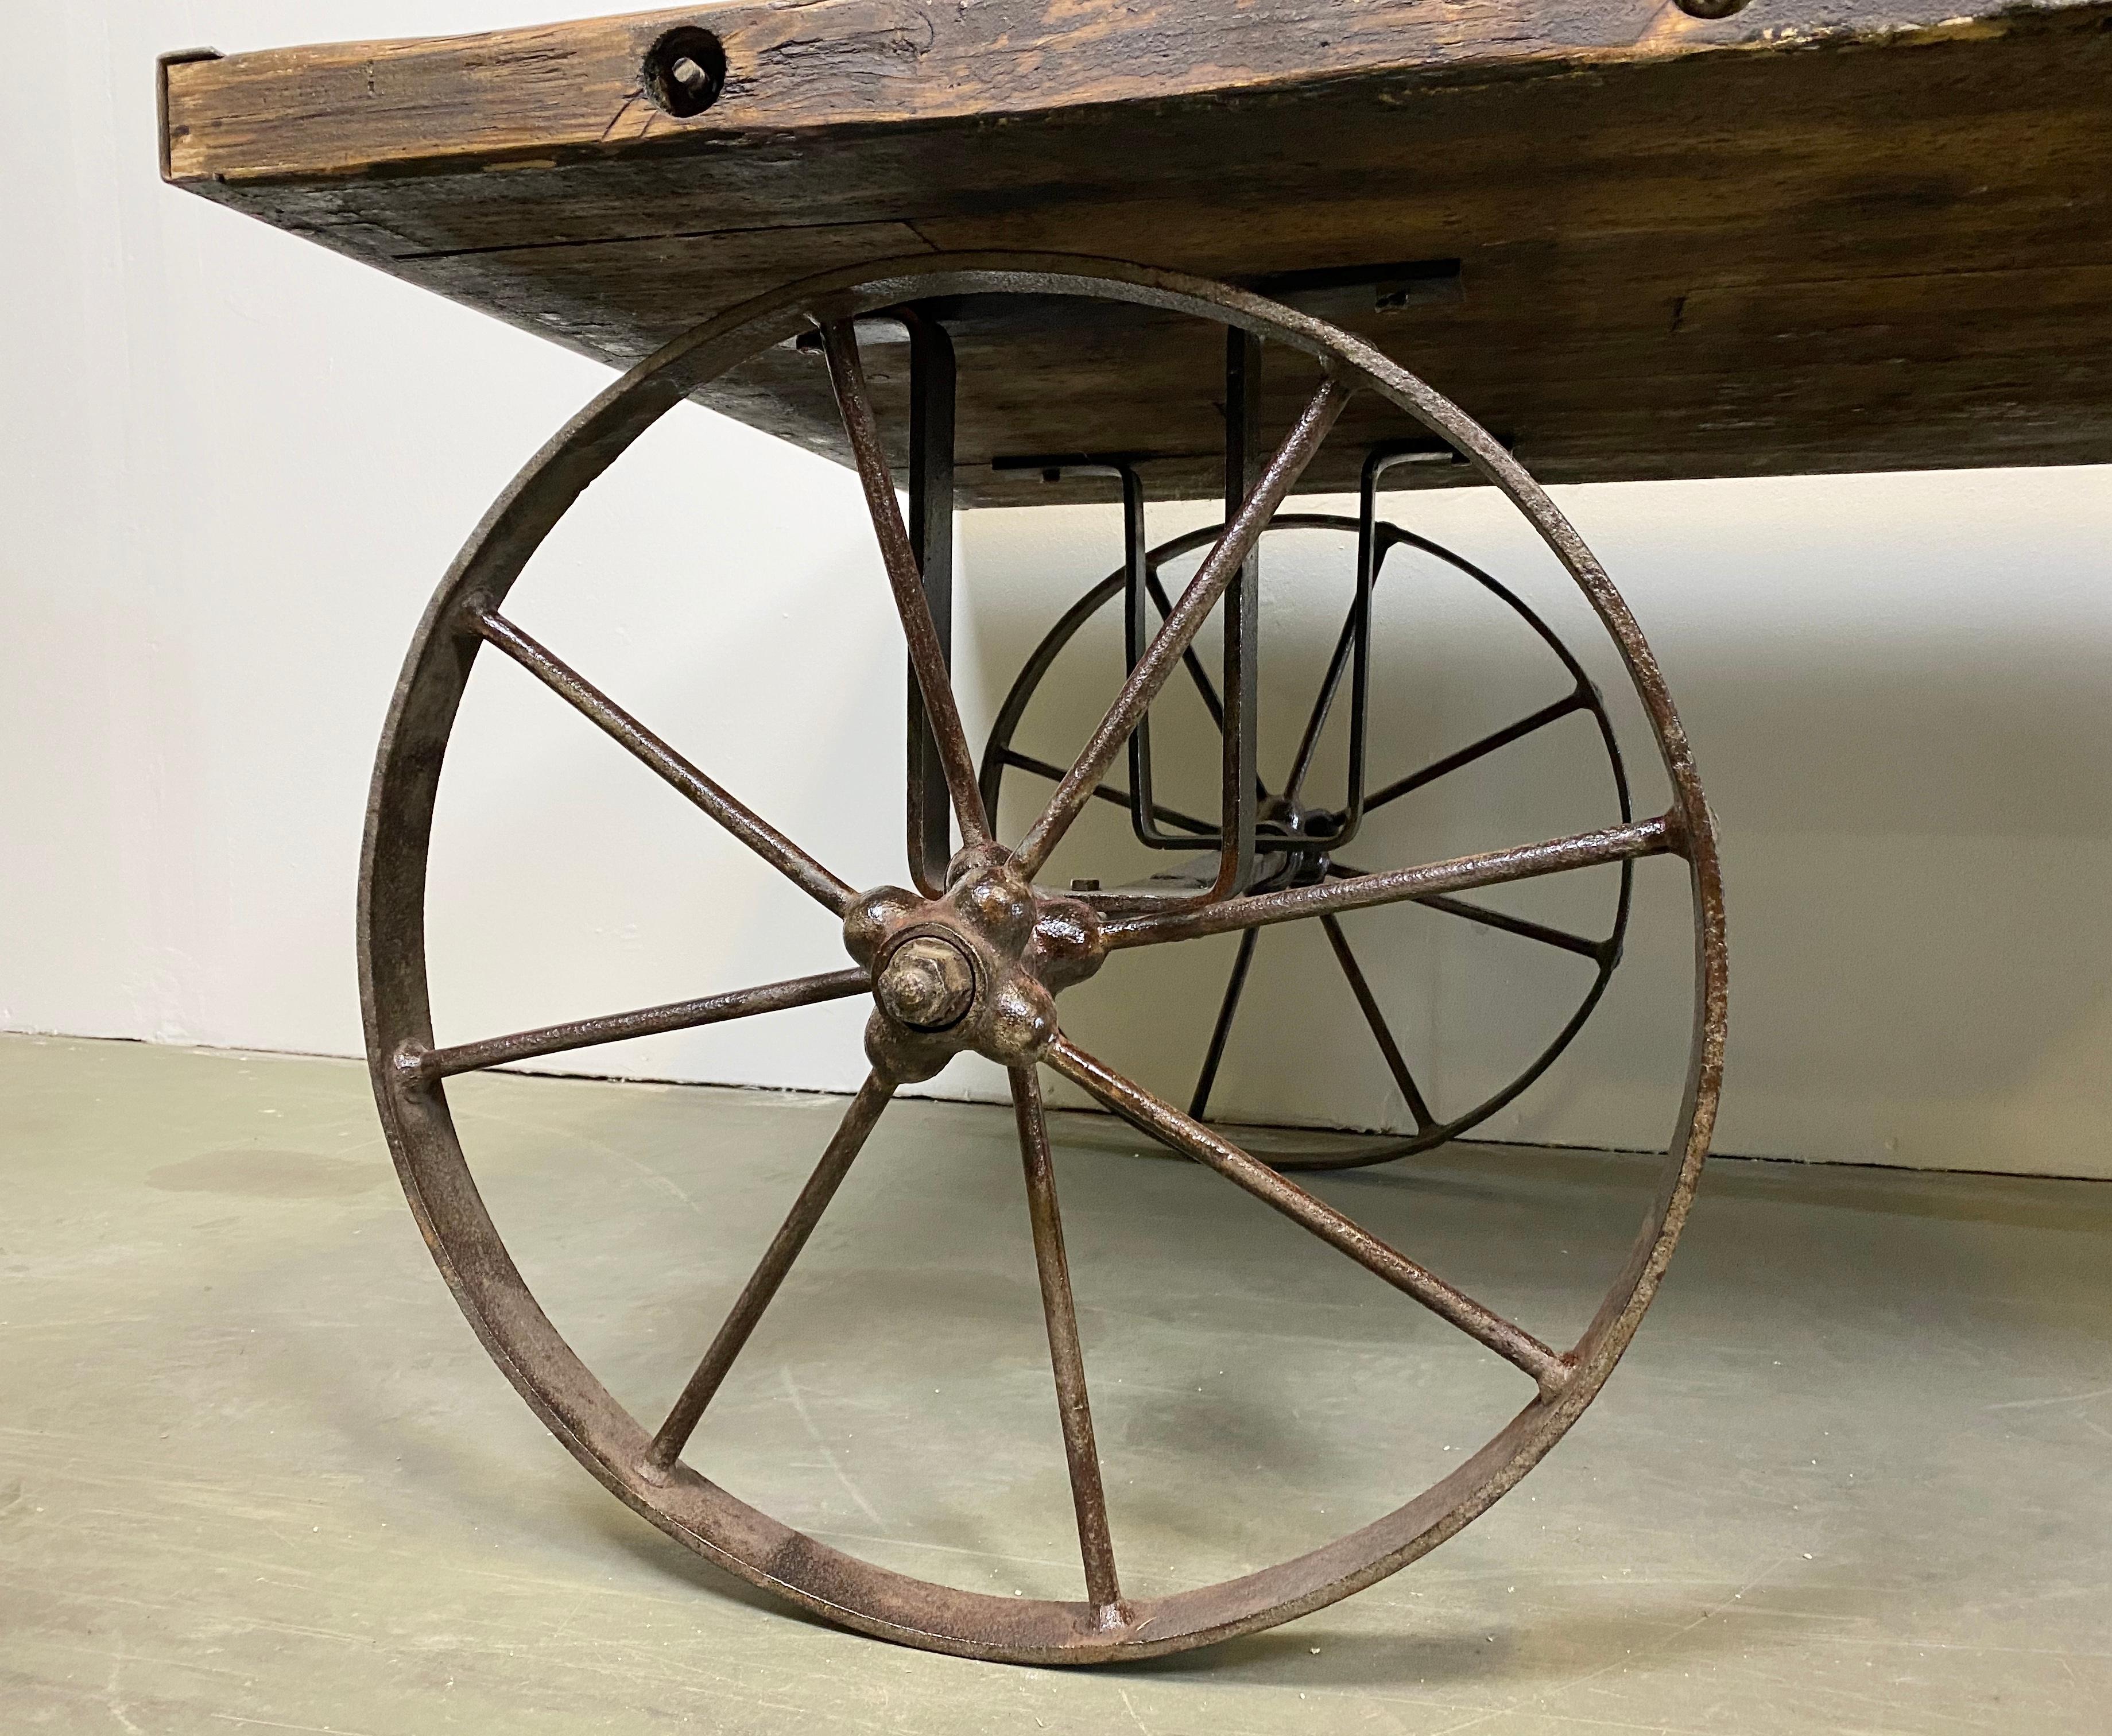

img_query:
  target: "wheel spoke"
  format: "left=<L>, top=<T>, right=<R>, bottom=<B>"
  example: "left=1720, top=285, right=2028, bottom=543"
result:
left=1011, top=1068, right=1122, bottom=1618
left=1045, top=1038, right=1571, bottom=1395
left=1104, top=814, right=1677, bottom=950
left=1144, top=568, right=1226, bottom=731
left=1365, top=690, right=1589, bottom=814
left=818, top=320, right=991, bottom=851
left=1330, top=862, right=1614, bottom=960
left=471, top=607, right=855, bottom=916
left=402, top=968, right=871, bottom=1082
left=1144, top=568, right=1270, bottom=809
left=1000, top=749, right=1217, bottom=838
left=646, top=1071, right=895, bottom=1471
left=1189, top=928, right=1259, bottom=1121
left=1414, top=892, right=1610, bottom=960
left=1283, top=599, right=1362, bottom=805
left=1284, top=521, right=1406, bottom=807
left=1319, top=917, right=1435, bottom=1132
left=1012, top=374, right=1353, bottom=880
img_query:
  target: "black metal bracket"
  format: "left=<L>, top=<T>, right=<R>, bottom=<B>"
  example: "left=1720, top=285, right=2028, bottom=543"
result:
left=992, top=453, right=1204, bottom=855
left=990, top=335, right=1287, bottom=898
left=901, top=307, right=958, bottom=896
left=1208, top=328, right=1265, bottom=897
left=1315, top=440, right=1457, bottom=853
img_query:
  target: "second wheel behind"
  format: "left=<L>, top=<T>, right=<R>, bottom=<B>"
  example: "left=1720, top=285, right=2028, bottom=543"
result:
left=981, top=499, right=1635, bottom=1171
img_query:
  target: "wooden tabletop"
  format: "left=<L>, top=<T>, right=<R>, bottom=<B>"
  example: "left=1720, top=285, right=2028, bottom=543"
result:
left=162, top=1, right=2112, bottom=506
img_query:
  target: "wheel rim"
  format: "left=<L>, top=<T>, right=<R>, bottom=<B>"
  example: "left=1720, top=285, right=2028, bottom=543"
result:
left=979, top=512, right=1637, bottom=1171
left=358, top=252, right=1727, bottom=1664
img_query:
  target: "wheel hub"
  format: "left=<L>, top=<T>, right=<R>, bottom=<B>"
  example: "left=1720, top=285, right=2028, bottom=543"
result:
left=846, top=844, right=1107, bottom=1082
left=1254, top=795, right=1338, bottom=889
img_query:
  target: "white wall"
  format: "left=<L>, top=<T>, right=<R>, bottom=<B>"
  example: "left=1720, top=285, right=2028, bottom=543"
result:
left=5, top=5, right=2109, bottom=1177
left=2, top=0, right=906, bottom=1093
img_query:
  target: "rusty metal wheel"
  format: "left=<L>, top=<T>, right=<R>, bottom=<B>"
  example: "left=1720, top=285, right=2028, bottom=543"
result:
left=980, top=510, right=1635, bottom=1171
left=359, top=253, right=1726, bottom=1665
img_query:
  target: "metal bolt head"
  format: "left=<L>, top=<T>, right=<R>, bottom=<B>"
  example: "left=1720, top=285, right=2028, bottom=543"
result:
left=1675, top=0, right=1751, bottom=16
left=644, top=26, right=726, bottom=118
left=875, top=935, right=978, bottom=1032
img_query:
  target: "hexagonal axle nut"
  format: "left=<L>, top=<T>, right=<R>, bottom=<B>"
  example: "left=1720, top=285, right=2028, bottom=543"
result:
left=874, top=934, right=978, bottom=1032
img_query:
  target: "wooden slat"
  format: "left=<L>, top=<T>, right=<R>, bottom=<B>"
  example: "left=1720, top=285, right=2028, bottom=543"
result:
left=159, top=1, right=2112, bottom=500
left=164, top=0, right=2052, bottom=183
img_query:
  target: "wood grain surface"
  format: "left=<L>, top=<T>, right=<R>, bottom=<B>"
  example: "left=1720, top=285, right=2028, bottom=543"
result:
left=161, top=1, right=2112, bottom=502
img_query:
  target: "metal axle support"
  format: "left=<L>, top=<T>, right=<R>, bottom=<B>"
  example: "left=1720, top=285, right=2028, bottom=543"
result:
left=902, top=308, right=958, bottom=895
left=979, top=481, right=1640, bottom=1167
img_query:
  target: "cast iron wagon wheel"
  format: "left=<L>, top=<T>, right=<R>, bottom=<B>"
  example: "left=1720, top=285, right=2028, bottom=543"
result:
left=359, top=253, right=1726, bottom=1665
left=979, top=512, right=1636, bottom=1171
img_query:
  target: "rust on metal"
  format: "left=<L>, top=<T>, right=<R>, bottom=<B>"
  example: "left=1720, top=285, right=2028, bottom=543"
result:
left=1012, top=1066, right=1124, bottom=1622
left=874, top=933, right=978, bottom=1032
left=401, top=967, right=870, bottom=1083
left=355, top=253, right=1727, bottom=1665
left=1103, top=816, right=1676, bottom=950
left=1045, top=1037, right=1574, bottom=1397
left=646, top=1071, right=897, bottom=1473
left=852, top=854, right=1106, bottom=1085
left=471, top=604, right=857, bottom=915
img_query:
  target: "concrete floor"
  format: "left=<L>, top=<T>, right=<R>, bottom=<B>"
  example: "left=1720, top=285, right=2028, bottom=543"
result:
left=2, top=1034, right=2108, bottom=1734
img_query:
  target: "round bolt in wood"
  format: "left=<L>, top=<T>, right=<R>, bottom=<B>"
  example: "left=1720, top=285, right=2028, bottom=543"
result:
left=1675, top=0, right=1751, bottom=17
left=875, top=934, right=977, bottom=1030
left=644, top=27, right=726, bottom=118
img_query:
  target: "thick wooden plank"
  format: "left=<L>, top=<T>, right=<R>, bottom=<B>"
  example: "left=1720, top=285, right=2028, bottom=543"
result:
left=161, top=1, right=2112, bottom=501
left=165, top=0, right=2052, bottom=182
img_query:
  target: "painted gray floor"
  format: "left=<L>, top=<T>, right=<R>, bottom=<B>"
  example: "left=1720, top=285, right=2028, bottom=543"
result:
left=2, top=1033, right=2107, bottom=1733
